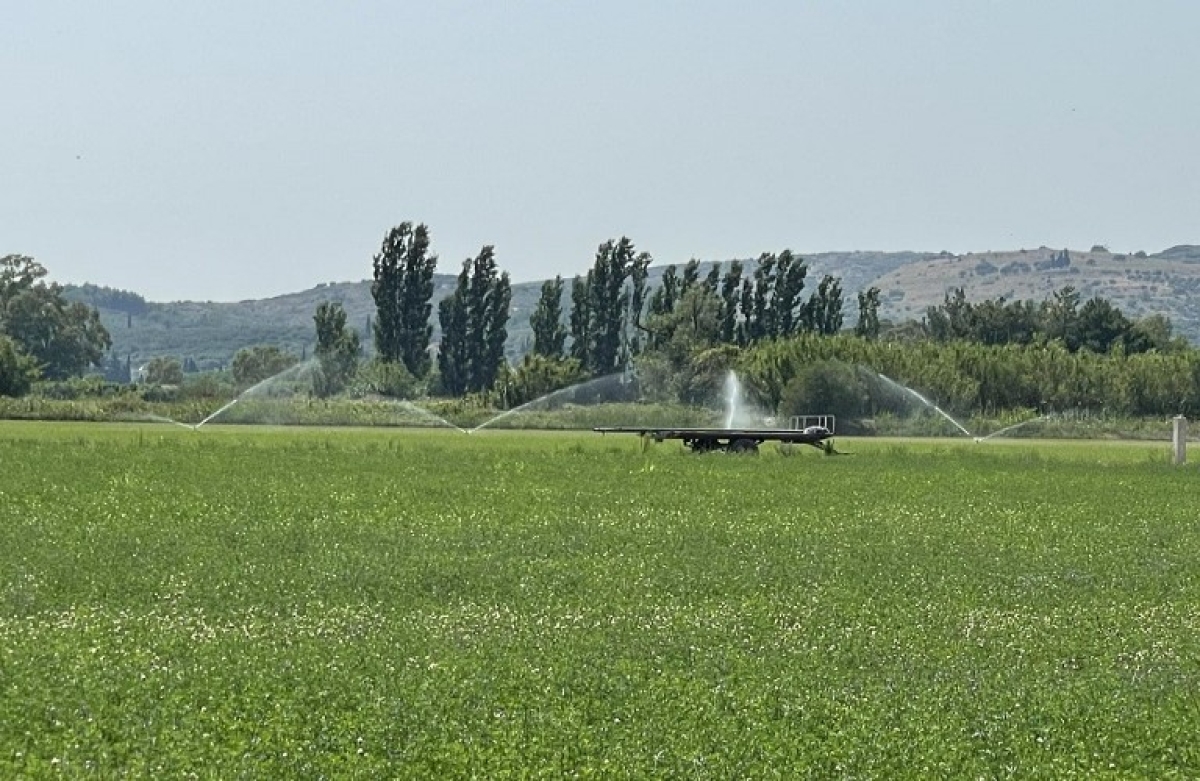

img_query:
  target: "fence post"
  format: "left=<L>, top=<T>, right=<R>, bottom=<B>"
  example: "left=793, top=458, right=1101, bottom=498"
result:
left=1172, top=416, right=1187, bottom=465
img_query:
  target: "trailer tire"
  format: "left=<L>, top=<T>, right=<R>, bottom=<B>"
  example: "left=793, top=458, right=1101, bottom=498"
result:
left=729, top=438, right=759, bottom=454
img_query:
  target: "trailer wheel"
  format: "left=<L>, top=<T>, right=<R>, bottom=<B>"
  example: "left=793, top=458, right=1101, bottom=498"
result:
left=729, top=438, right=759, bottom=454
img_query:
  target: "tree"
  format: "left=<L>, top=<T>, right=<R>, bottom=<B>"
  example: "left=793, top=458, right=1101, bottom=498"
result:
left=436, top=246, right=512, bottom=395
left=232, top=345, right=300, bottom=387
left=0, top=334, right=38, bottom=397
left=144, top=356, right=184, bottom=385
left=924, top=288, right=975, bottom=342
left=568, top=275, right=591, bottom=365
left=371, top=222, right=437, bottom=377
left=1125, top=314, right=1182, bottom=353
left=529, top=275, right=567, bottom=359
left=1076, top=297, right=1132, bottom=354
left=0, top=254, right=48, bottom=301
left=1, top=255, right=111, bottom=379
left=855, top=287, right=882, bottom=339
left=102, top=352, right=132, bottom=384
left=702, top=262, right=722, bottom=294
left=313, top=302, right=361, bottom=397
left=718, top=261, right=743, bottom=345
left=738, top=253, right=777, bottom=344
left=625, top=251, right=651, bottom=358
left=501, top=354, right=588, bottom=408
left=1040, top=285, right=1082, bottom=350
left=636, top=286, right=723, bottom=403
left=804, top=275, right=844, bottom=336
left=571, top=238, right=652, bottom=375
left=778, top=360, right=869, bottom=426
left=770, top=250, right=808, bottom=338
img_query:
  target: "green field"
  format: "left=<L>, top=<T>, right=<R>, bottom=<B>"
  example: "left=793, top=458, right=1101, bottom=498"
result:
left=2, top=423, right=1199, bottom=777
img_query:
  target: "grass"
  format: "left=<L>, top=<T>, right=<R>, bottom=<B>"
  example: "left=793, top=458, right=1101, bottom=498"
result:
left=2, top=422, right=1199, bottom=777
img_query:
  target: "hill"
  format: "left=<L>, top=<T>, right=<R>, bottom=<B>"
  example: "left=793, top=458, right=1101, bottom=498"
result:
left=875, top=245, right=1200, bottom=333
left=64, top=246, right=1200, bottom=370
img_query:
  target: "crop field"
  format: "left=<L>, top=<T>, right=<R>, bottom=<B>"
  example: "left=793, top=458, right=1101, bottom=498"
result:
left=2, top=422, right=1199, bottom=777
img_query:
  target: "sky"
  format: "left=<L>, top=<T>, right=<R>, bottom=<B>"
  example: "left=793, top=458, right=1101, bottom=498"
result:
left=4, top=1, right=1198, bottom=302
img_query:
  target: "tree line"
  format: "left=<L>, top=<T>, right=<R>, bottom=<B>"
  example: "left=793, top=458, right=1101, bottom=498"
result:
left=302, top=223, right=863, bottom=406
left=4, top=229, right=1199, bottom=423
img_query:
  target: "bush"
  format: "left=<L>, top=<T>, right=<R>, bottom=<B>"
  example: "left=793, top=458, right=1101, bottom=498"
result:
left=0, top=334, right=38, bottom=397
left=778, top=360, right=870, bottom=432
left=349, top=358, right=419, bottom=399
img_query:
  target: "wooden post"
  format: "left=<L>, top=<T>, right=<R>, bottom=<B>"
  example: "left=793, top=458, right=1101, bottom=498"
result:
left=1172, top=416, right=1187, bottom=465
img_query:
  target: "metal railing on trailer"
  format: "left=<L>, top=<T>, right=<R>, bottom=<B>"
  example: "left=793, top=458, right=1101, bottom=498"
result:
left=789, top=415, right=836, bottom=434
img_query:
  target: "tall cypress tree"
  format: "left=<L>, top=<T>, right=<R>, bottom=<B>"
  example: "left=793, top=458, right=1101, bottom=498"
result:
left=437, top=246, right=511, bottom=395
left=568, top=275, right=590, bottom=363
left=855, top=286, right=882, bottom=339
left=477, top=250, right=512, bottom=392
left=436, top=266, right=471, bottom=396
left=681, top=258, right=701, bottom=291
left=371, top=222, right=437, bottom=377
left=807, top=274, right=844, bottom=335
left=771, top=250, right=808, bottom=338
left=530, top=276, right=567, bottom=358
left=719, top=260, right=743, bottom=345
left=581, top=237, right=651, bottom=375
left=749, top=253, right=777, bottom=342
left=703, top=262, right=722, bottom=294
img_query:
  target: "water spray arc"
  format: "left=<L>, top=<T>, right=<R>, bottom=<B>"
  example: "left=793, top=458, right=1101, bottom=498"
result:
left=192, top=360, right=319, bottom=430
left=873, top=371, right=1049, bottom=441
left=394, top=401, right=467, bottom=434
left=875, top=372, right=974, bottom=438
left=975, top=416, right=1051, bottom=442
left=469, top=372, right=634, bottom=433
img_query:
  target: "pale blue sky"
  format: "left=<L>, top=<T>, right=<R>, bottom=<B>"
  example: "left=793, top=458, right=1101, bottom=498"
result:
left=4, top=1, right=1198, bottom=301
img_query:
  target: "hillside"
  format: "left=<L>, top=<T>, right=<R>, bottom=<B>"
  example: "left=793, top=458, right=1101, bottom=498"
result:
left=65, top=246, right=1200, bottom=370
left=875, top=245, right=1200, bottom=331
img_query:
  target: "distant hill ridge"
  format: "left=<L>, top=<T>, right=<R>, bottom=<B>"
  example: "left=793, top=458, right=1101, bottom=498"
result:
left=64, top=245, right=1200, bottom=369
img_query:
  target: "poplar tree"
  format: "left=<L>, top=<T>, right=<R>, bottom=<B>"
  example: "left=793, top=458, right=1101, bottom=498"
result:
left=437, top=246, right=511, bottom=395
left=855, top=287, right=882, bottom=340
left=719, top=260, right=743, bottom=345
left=577, top=237, right=651, bottom=375
left=371, top=222, right=437, bottom=377
left=313, top=301, right=360, bottom=397
left=529, top=276, right=567, bottom=359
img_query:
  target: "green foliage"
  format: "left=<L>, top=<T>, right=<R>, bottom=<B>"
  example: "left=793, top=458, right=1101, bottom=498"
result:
left=349, top=357, right=419, bottom=399
left=801, top=274, right=844, bottom=336
left=855, top=286, right=882, bottom=339
left=718, top=260, right=743, bottom=344
left=231, top=345, right=300, bottom=388
left=571, top=238, right=652, bottom=375
left=0, top=334, right=40, bottom=396
left=740, top=332, right=1200, bottom=418
left=498, top=354, right=587, bottom=408
left=437, top=246, right=512, bottom=396
left=2, top=428, right=1199, bottom=776
left=636, top=287, right=725, bottom=404
left=371, top=222, right=437, bottom=377
left=32, top=376, right=135, bottom=401
left=143, top=356, right=184, bottom=385
left=102, top=352, right=131, bottom=383
left=777, top=359, right=870, bottom=426
left=179, top=371, right=234, bottom=400
left=62, top=283, right=148, bottom=315
left=1076, top=296, right=1132, bottom=353
left=529, top=276, right=567, bottom=359
left=313, top=302, right=360, bottom=398
left=923, top=285, right=1173, bottom=356
left=1, top=254, right=112, bottom=380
